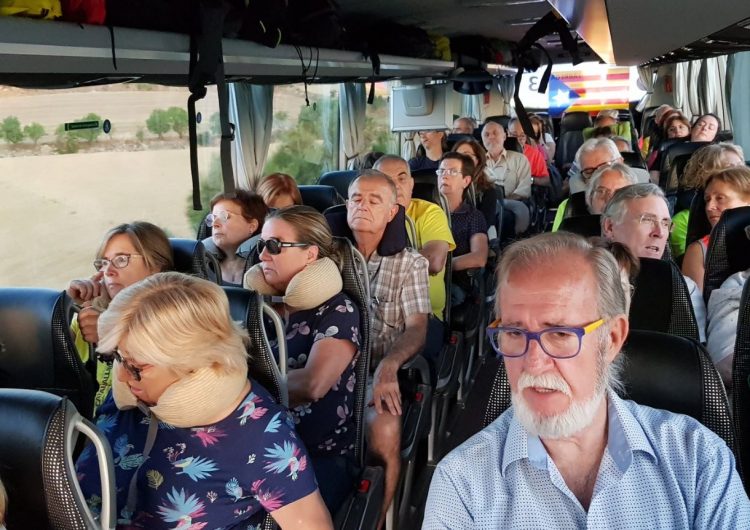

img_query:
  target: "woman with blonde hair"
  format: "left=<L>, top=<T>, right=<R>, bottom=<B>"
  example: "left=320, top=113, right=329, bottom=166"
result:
left=669, top=143, right=745, bottom=257
left=244, top=205, right=360, bottom=514
left=682, top=166, right=750, bottom=291
left=67, top=221, right=173, bottom=411
left=76, top=272, right=332, bottom=529
left=257, top=173, right=303, bottom=209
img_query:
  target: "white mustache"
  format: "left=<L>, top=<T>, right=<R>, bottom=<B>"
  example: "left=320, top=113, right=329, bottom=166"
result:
left=517, top=372, right=571, bottom=396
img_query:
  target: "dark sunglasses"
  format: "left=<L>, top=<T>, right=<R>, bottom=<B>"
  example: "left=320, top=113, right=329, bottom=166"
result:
left=257, top=237, right=309, bottom=255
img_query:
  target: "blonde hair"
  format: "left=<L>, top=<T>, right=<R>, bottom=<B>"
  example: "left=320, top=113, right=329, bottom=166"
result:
left=257, top=173, right=303, bottom=207
left=96, top=222, right=173, bottom=273
left=705, top=165, right=750, bottom=200
left=97, top=272, right=249, bottom=375
left=266, top=205, right=342, bottom=268
left=683, top=143, right=746, bottom=189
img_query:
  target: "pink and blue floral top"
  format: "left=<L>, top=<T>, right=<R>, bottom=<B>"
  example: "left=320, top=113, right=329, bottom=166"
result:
left=76, top=380, right=318, bottom=529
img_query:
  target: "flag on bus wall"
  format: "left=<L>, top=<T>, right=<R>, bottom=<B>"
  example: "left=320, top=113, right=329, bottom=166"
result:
left=547, top=67, right=630, bottom=117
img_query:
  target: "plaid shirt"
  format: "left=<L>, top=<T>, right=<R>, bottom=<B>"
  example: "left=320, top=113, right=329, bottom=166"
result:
left=367, top=247, right=431, bottom=367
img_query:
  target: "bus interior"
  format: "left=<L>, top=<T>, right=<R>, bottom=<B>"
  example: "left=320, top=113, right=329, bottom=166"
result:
left=1, top=0, right=750, bottom=528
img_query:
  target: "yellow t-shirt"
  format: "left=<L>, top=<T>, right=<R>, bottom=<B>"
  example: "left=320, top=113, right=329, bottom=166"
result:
left=72, top=314, right=113, bottom=412
left=551, top=198, right=569, bottom=232
left=407, top=199, right=456, bottom=320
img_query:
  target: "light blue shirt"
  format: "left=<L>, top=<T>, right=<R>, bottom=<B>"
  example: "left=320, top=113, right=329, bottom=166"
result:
left=423, top=392, right=750, bottom=529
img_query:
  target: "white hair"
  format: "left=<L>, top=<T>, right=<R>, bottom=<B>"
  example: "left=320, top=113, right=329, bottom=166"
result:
left=585, top=163, right=639, bottom=210
left=600, top=182, right=667, bottom=227
left=575, top=138, right=621, bottom=168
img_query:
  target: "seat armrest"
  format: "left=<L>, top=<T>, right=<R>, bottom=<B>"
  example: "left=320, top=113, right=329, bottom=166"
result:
left=400, top=355, right=431, bottom=386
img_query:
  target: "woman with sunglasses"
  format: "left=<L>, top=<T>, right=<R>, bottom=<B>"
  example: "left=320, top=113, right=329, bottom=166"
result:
left=76, top=272, right=332, bottom=529
left=67, top=221, right=173, bottom=411
left=244, top=205, right=361, bottom=514
left=202, top=190, right=268, bottom=286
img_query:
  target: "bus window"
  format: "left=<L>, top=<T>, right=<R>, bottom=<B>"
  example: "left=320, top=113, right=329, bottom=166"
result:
left=264, top=84, right=340, bottom=184
left=0, top=84, right=218, bottom=289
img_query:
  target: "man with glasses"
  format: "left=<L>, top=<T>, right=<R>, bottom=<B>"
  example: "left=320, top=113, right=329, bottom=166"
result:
left=601, top=183, right=706, bottom=341
left=423, top=232, right=749, bottom=528
left=346, top=170, right=432, bottom=528
left=569, top=138, right=650, bottom=194
left=584, top=163, right=638, bottom=215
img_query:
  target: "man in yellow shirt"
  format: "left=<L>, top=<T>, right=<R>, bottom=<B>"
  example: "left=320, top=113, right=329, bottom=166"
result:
left=374, top=155, right=455, bottom=321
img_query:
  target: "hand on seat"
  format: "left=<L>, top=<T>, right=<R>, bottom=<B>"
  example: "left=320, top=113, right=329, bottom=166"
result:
left=372, top=358, right=402, bottom=416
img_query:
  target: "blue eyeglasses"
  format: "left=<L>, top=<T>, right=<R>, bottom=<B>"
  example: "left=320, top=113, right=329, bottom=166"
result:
left=486, top=318, right=605, bottom=359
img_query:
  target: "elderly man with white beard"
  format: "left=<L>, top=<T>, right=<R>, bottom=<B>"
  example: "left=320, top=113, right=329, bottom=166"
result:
left=423, top=232, right=750, bottom=529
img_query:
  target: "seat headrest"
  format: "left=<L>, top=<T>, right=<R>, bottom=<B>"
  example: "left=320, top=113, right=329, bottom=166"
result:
left=558, top=214, right=601, bottom=237
left=484, top=115, right=510, bottom=131
left=621, top=330, right=704, bottom=420
left=299, top=184, right=344, bottom=213
left=318, top=170, right=358, bottom=199
left=324, top=204, right=408, bottom=256
left=704, top=206, right=750, bottom=301
left=0, top=289, right=67, bottom=391
left=564, top=192, right=588, bottom=218
left=630, top=258, right=674, bottom=334
left=560, top=111, right=592, bottom=132
left=446, top=133, right=474, bottom=151
left=170, top=238, right=204, bottom=274
left=723, top=207, right=750, bottom=273
left=504, top=137, right=523, bottom=154
left=0, top=389, right=68, bottom=528
left=662, top=141, right=711, bottom=168
left=621, top=151, right=646, bottom=170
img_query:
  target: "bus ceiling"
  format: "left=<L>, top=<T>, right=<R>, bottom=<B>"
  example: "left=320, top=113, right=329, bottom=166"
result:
left=549, top=0, right=750, bottom=66
left=1, top=1, right=750, bottom=89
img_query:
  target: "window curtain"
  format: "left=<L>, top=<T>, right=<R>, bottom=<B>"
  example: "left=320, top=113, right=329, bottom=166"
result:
left=339, top=82, right=367, bottom=169
left=698, top=56, right=731, bottom=129
left=636, top=65, right=656, bottom=112
left=674, top=61, right=692, bottom=121
left=401, top=131, right=417, bottom=161
left=460, top=94, right=482, bottom=123
left=728, top=51, right=750, bottom=157
left=687, top=60, right=702, bottom=118
left=498, top=75, right=515, bottom=116
left=228, top=83, right=274, bottom=190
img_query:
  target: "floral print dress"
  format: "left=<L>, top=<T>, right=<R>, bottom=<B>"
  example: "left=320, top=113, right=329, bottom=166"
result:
left=276, top=292, right=361, bottom=460
left=76, top=380, right=318, bottom=529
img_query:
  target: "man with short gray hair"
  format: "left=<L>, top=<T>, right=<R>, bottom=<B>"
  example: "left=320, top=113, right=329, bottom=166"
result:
left=584, top=162, right=638, bottom=215
left=452, top=117, right=476, bottom=135
left=601, top=183, right=706, bottom=340
left=570, top=138, right=651, bottom=194
left=346, top=170, right=432, bottom=527
left=423, top=232, right=748, bottom=529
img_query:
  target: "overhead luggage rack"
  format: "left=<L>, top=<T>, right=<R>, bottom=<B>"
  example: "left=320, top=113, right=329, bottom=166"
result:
left=0, top=17, right=454, bottom=87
